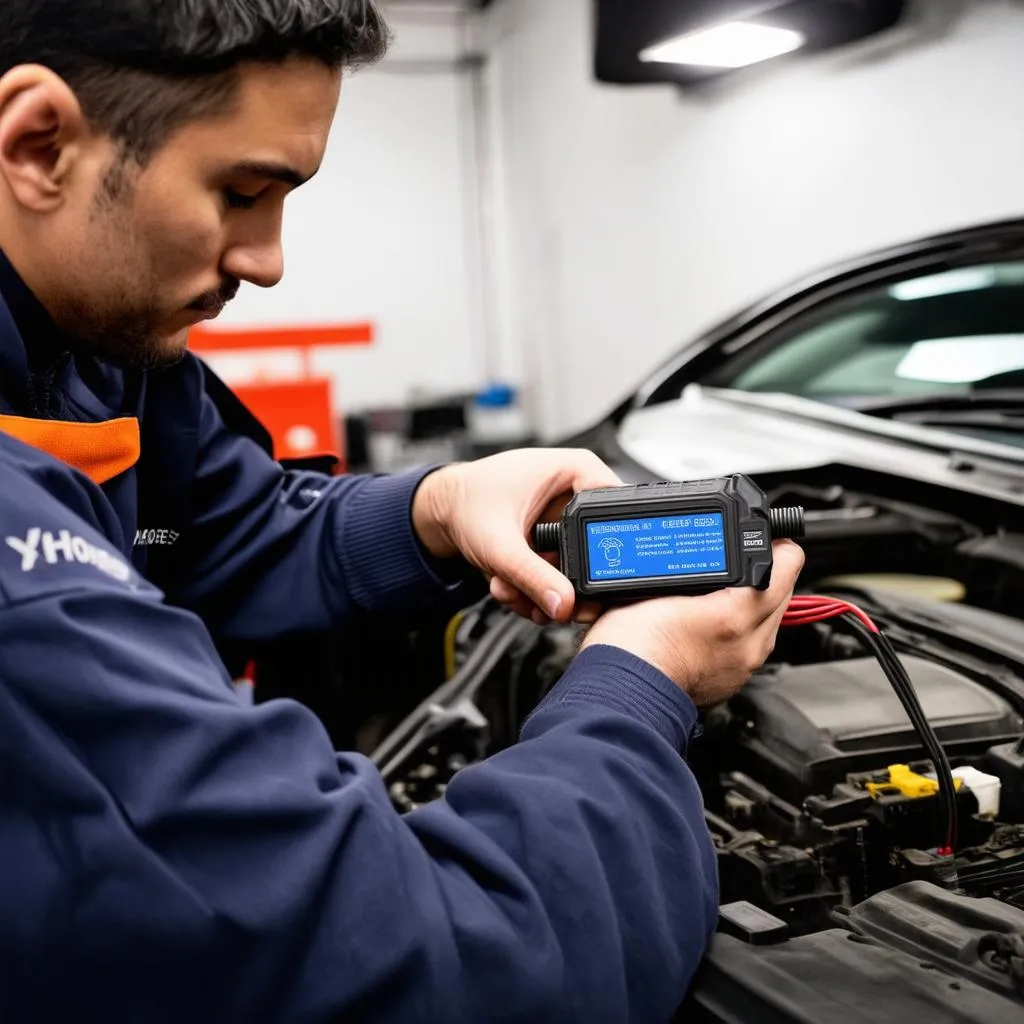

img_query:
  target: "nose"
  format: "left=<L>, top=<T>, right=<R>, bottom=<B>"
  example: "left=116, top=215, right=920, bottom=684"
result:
left=221, top=203, right=286, bottom=289
left=221, top=239, right=285, bottom=290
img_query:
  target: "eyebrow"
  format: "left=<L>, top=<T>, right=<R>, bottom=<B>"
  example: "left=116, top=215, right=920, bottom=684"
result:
left=231, top=160, right=312, bottom=188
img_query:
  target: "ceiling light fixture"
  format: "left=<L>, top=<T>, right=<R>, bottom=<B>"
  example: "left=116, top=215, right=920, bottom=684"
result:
left=639, top=21, right=806, bottom=69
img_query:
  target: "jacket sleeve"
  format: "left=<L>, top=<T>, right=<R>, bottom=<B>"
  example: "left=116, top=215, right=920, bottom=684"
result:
left=0, top=555, right=718, bottom=1022
left=171, top=389, right=484, bottom=640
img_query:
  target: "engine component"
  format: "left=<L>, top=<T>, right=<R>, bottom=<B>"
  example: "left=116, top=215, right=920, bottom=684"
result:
left=984, top=741, right=1024, bottom=822
left=700, top=633, right=1024, bottom=921
left=726, top=655, right=1024, bottom=804
left=805, top=762, right=989, bottom=855
left=684, top=882, right=1024, bottom=1023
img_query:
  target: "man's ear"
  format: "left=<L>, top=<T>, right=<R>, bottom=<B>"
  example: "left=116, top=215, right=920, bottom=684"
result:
left=0, top=65, right=90, bottom=213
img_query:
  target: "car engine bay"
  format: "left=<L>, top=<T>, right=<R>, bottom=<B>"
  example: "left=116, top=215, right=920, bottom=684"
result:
left=256, top=467, right=1024, bottom=1021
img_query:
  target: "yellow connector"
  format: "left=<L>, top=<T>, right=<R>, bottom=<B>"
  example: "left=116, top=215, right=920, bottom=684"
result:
left=444, top=611, right=465, bottom=680
left=865, top=764, right=963, bottom=800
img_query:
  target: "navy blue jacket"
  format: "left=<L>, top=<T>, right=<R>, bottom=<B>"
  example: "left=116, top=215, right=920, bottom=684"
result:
left=0, top=253, right=718, bottom=1022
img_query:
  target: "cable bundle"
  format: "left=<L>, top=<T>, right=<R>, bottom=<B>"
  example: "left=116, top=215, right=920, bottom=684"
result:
left=783, top=595, right=879, bottom=632
left=781, top=595, right=959, bottom=858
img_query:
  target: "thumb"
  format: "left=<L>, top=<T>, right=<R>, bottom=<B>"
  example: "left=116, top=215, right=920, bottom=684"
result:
left=491, top=536, right=576, bottom=620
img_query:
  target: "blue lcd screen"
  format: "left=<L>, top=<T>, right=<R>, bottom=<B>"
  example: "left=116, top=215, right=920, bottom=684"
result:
left=586, top=513, right=728, bottom=583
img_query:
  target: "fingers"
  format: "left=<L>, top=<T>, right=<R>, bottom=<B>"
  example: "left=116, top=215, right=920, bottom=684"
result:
left=492, top=574, right=601, bottom=626
left=492, top=574, right=563, bottom=625
left=748, top=542, right=805, bottom=660
left=509, top=453, right=620, bottom=618
left=488, top=534, right=576, bottom=620
left=770, top=540, right=806, bottom=594
left=517, top=450, right=621, bottom=527
left=566, top=451, right=624, bottom=492
left=490, top=577, right=539, bottom=620
left=746, top=540, right=805, bottom=627
left=490, top=577, right=518, bottom=604
left=493, top=573, right=602, bottom=626
left=446, top=449, right=623, bottom=625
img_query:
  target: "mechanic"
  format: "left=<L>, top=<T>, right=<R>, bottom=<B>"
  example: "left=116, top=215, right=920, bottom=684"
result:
left=0, top=2, right=803, bottom=1021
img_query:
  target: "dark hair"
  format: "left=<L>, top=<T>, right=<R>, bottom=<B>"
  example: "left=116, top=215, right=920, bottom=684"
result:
left=0, top=0, right=390, bottom=163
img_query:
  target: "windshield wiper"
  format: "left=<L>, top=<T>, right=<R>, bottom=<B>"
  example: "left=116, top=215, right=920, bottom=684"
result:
left=903, top=411, right=1024, bottom=432
left=852, top=388, right=1024, bottom=418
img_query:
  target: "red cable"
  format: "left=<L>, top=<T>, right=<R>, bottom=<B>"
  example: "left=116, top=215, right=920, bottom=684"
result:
left=782, top=595, right=879, bottom=632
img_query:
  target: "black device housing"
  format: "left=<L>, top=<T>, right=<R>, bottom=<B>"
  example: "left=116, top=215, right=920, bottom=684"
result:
left=550, top=474, right=777, bottom=601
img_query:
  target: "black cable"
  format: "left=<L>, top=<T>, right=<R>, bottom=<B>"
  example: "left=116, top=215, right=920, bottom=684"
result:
left=875, top=638, right=958, bottom=855
left=842, top=615, right=959, bottom=855
left=848, top=622, right=957, bottom=851
left=875, top=631, right=959, bottom=855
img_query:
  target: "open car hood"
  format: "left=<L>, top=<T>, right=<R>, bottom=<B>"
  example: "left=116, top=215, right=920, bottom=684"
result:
left=617, top=385, right=1024, bottom=506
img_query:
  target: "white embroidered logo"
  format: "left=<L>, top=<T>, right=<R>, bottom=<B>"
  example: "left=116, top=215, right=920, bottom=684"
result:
left=6, top=528, right=132, bottom=582
left=133, top=528, right=180, bottom=547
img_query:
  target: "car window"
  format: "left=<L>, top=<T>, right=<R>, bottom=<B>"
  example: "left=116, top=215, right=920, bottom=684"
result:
left=705, top=262, right=1024, bottom=400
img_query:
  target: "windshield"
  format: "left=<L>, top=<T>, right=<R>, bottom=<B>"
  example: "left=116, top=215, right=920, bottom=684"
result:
left=704, top=263, right=1024, bottom=407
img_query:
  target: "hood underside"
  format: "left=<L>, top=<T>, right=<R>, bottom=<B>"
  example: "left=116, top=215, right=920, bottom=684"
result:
left=617, top=387, right=1024, bottom=508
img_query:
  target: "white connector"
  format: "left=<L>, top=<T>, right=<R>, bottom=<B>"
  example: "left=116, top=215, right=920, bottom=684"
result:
left=952, top=766, right=1002, bottom=818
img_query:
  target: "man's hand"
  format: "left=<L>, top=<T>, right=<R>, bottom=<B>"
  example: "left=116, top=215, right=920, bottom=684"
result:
left=412, top=449, right=622, bottom=624
left=581, top=540, right=805, bottom=707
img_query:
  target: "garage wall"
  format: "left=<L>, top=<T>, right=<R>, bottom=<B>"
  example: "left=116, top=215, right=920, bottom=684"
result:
left=484, top=0, right=1024, bottom=438
left=205, top=4, right=491, bottom=416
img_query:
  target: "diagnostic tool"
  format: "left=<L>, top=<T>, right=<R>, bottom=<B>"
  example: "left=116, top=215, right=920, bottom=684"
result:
left=533, top=474, right=804, bottom=601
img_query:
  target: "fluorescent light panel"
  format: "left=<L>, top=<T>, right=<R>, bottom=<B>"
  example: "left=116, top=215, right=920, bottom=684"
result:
left=640, top=21, right=806, bottom=69
left=895, top=336, right=1024, bottom=384
left=889, top=267, right=995, bottom=302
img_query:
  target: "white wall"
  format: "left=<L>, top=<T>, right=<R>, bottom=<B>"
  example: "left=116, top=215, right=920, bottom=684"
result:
left=485, top=0, right=1024, bottom=438
left=204, top=3, right=490, bottom=416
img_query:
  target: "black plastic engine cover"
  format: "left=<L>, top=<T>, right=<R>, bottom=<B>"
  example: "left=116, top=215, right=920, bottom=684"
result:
left=729, top=656, right=1024, bottom=803
left=684, top=882, right=1024, bottom=1023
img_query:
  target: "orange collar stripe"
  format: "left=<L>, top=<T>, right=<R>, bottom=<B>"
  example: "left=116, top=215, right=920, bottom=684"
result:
left=0, top=414, right=141, bottom=485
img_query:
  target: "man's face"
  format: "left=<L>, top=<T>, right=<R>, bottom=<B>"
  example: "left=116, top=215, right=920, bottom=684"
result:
left=11, top=58, right=341, bottom=369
